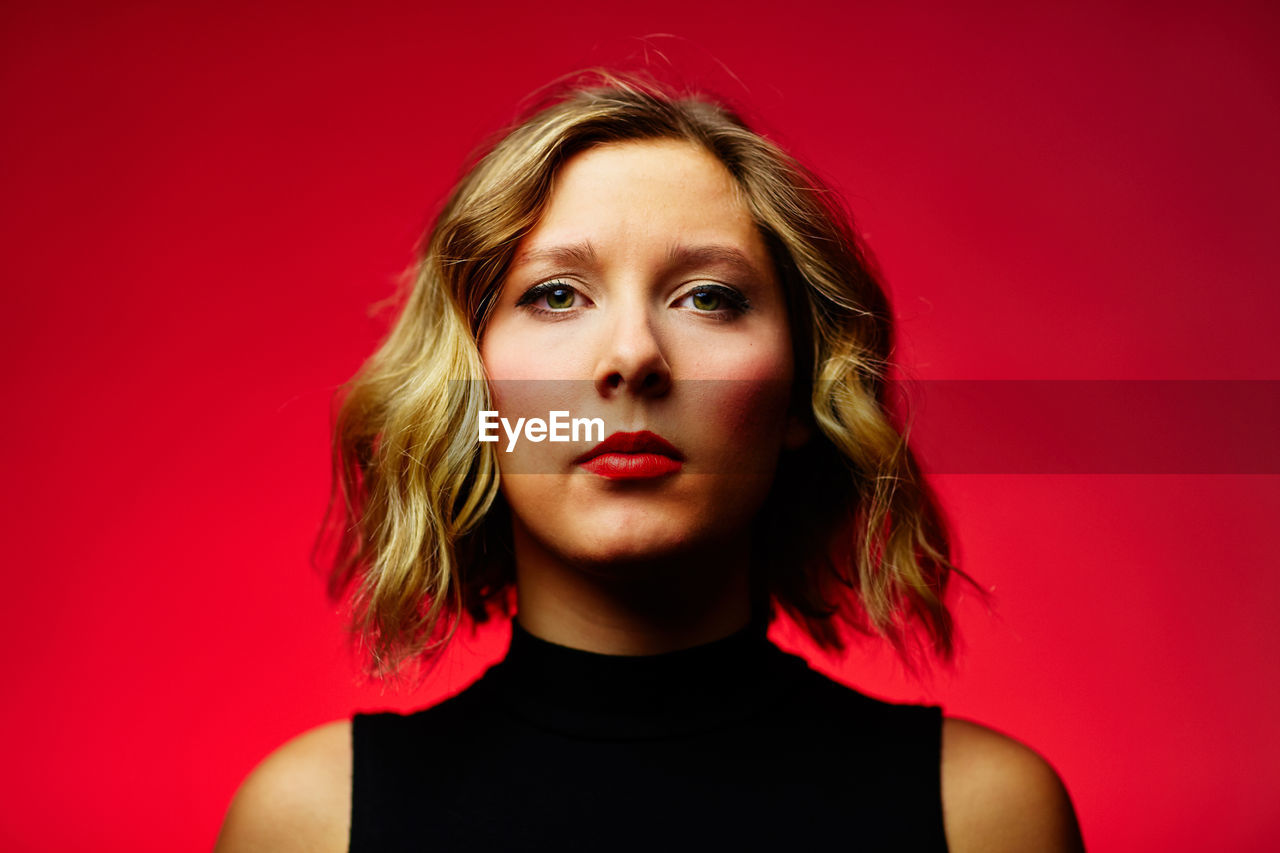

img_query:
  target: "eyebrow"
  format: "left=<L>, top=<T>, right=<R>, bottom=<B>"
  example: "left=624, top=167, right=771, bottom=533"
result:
left=664, top=243, right=765, bottom=281
left=511, top=241, right=599, bottom=270
left=510, top=241, right=766, bottom=281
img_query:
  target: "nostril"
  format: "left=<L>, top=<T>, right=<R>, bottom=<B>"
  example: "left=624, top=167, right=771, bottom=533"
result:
left=597, top=359, right=671, bottom=396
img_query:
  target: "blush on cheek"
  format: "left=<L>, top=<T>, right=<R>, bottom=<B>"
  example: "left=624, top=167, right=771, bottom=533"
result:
left=718, top=349, right=793, bottom=383
left=697, top=378, right=794, bottom=475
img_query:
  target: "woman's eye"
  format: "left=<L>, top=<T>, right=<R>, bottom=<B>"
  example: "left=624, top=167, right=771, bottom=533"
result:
left=516, top=281, right=579, bottom=312
left=544, top=286, right=575, bottom=309
left=691, top=290, right=721, bottom=311
left=675, top=285, right=751, bottom=316
left=516, top=281, right=749, bottom=317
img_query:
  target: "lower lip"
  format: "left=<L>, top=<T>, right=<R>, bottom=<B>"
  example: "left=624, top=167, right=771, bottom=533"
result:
left=579, top=453, right=683, bottom=480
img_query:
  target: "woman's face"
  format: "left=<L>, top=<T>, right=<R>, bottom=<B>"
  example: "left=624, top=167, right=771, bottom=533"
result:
left=480, top=139, right=803, bottom=573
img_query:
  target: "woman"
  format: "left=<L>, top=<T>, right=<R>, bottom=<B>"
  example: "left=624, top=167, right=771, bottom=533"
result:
left=216, top=73, right=1085, bottom=851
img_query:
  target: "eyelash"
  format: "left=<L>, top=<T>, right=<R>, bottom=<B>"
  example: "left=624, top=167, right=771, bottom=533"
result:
left=515, top=280, right=752, bottom=319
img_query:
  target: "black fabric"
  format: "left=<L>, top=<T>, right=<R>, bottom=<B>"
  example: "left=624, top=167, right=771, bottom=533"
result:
left=350, top=617, right=948, bottom=851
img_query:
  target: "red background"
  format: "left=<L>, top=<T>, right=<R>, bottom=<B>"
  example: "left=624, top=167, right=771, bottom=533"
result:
left=2, top=1, right=1277, bottom=849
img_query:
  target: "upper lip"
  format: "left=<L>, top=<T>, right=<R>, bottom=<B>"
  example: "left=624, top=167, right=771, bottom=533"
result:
left=573, top=431, right=684, bottom=463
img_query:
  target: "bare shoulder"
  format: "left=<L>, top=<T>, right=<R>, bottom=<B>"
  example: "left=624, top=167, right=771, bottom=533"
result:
left=940, top=717, right=1085, bottom=853
left=214, top=719, right=352, bottom=853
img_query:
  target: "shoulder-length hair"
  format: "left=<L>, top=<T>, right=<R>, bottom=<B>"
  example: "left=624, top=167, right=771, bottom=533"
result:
left=320, top=71, right=969, bottom=680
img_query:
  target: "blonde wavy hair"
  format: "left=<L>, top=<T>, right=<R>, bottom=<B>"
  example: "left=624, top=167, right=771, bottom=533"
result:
left=320, top=71, right=971, bottom=679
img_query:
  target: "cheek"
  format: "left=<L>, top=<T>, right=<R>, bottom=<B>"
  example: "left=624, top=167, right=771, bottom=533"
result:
left=480, top=309, right=597, bottom=383
left=487, top=378, right=586, bottom=422
left=701, top=380, right=793, bottom=467
left=703, top=336, right=794, bottom=416
left=677, top=314, right=793, bottom=379
left=687, top=361, right=795, bottom=476
left=478, top=321, right=529, bottom=381
left=480, top=318, right=596, bottom=475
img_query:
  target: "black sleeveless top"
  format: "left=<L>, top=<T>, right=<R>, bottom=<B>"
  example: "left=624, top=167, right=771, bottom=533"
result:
left=350, top=617, right=948, bottom=851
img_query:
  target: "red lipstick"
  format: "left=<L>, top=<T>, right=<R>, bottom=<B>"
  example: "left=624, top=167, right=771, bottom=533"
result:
left=573, top=431, right=684, bottom=480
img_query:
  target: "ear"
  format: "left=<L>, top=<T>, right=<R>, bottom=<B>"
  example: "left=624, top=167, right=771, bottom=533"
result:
left=783, top=410, right=812, bottom=450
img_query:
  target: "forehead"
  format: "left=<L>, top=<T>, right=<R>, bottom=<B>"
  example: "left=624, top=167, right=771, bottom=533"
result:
left=523, top=139, right=760, bottom=252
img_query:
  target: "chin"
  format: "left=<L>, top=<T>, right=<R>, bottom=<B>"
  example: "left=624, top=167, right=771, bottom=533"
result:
left=556, top=523, right=727, bottom=579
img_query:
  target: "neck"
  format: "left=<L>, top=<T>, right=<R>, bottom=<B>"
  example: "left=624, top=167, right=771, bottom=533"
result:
left=511, top=520, right=754, bottom=656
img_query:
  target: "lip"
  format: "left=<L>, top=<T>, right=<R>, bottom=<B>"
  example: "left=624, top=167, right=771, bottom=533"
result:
left=573, top=430, right=684, bottom=480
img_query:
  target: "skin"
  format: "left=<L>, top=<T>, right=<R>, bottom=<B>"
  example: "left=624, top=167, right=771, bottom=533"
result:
left=480, top=139, right=805, bottom=655
left=215, top=140, right=1085, bottom=852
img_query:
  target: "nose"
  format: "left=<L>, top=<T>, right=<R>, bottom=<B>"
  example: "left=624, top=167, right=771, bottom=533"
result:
left=593, top=303, right=672, bottom=399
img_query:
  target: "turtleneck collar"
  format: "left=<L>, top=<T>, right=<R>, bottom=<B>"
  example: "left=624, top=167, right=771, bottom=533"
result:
left=477, top=613, right=781, bottom=740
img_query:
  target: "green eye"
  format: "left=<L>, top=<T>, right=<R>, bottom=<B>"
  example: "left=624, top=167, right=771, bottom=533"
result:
left=545, top=287, right=575, bottom=310
left=515, top=281, right=584, bottom=314
left=691, top=290, right=721, bottom=311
